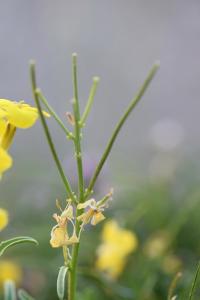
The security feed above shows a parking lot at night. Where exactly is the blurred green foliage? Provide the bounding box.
[1,158,200,300]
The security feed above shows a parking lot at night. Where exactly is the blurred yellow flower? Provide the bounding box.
[50,203,79,248]
[0,99,50,177]
[144,230,171,259]
[0,260,22,287]
[96,220,138,279]
[0,148,12,178]
[0,208,8,231]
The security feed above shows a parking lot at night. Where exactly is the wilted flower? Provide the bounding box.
[0,260,22,287]
[96,220,138,279]
[77,189,113,226]
[0,208,9,231]
[50,202,79,248]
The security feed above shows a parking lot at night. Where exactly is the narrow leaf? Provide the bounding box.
[189,261,200,300]
[18,289,35,300]
[57,266,68,300]
[4,280,16,300]
[0,236,38,256]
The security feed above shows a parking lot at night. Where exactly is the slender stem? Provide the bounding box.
[71,53,85,201]
[62,246,68,266]
[80,76,100,126]
[97,188,113,207]
[189,261,200,300]
[36,88,74,140]
[85,62,160,198]
[68,53,85,300]
[29,61,76,203]
[167,272,182,300]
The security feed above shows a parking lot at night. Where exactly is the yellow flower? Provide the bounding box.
[96,220,138,279]
[77,189,113,226]
[0,148,12,178]
[0,99,50,150]
[0,208,9,231]
[0,260,22,287]
[0,99,49,177]
[50,203,79,248]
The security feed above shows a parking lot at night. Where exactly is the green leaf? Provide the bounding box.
[4,280,16,300]
[18,289,35,300]
[57,266,68,300]
[189,261,200,300]
[0,236,38,256]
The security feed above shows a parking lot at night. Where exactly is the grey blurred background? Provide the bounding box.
[0,0,200,185]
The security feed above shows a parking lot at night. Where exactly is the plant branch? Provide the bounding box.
[85,61,160,198]
[71,53,85,202]
[36,88,74,140]
[29,61,76,203]
[68,53,85,300]
[80,76,100,126]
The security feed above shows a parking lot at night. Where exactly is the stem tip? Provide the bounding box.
[72,53,78,59]
[93,76,100,83]
[29,59,36,66]
[154,60,160,68]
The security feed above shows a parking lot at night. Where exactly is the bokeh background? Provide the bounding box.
[1,1,200,299]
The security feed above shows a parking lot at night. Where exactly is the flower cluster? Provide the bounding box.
[96,220,138,279]
[50,189,113,251]
[0,99,49,178]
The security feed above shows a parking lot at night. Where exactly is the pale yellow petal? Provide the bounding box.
[77,199,96,209]
[50,226,68,248]
[66,232,79,245]
[77,209,94,224]
[91,212,105,226]
[62,205,74,219]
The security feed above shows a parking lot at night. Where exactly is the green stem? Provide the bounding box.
[71,53,85,201]
[80,76,100,126]
[36,88,74,140]
[167,272,182,300]
[68,53,85,300]
[188,261,200,300]
[63,245,68,266]
[85,61,160,198]
[29,61,76,203]
[97,189,113,207]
